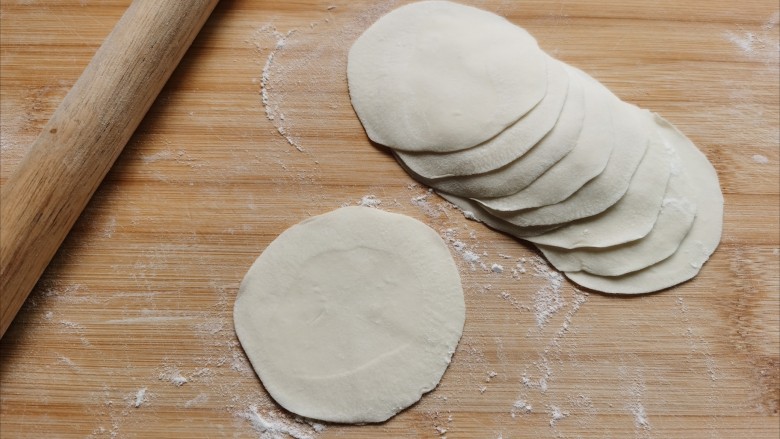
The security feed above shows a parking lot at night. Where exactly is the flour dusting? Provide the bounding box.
[511,398,532,417]
[628,401,650,430]
[723,13,780,63]
[752,154,769,164]
[548,405,568,427]
[357,194,382,207]
[133,388,147,408]
[619,364,652,436]
[254,25,303,152]
[158,366,188,387]
[184,393,209,408]
[239,405,321,439]
[530,257,566,328]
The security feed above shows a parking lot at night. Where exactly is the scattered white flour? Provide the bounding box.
[511,258,528,278]
[102,217,117,239]
[499,290,530,312]
[530,257,566,328]
[725,30,760,54]
[357,194,381,207]
[511,399,532,417]
[133,388,147,408]
[57,354,81,372]
[491,263,504,273]
[628,401,650,430]
[193,320,225,336]
[452,246,482,264]
[159,366,188,386]
[141,149,177,164]
[620,364,652,435]
[752,154,769,164]
[765,10,780,30]
[239,405,321,439]
[443,228,489,270]
[254,25,303,152]
[410,189,447,218]
[60,320,85,329]
[59,319,91,346]
[518,288,589,404]
[548,405,569,427]
[184,393,209,408]
[723,14,780,63]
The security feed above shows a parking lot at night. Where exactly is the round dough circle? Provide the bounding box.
[483,98,653,226]
[431,68,585,199]
[479,69,616,213]
[537,195,696,276]
[525,122,673,249]
[234,206,465,423]
[394,55,570,182]
[347,0,547,152]
[564,115,724,294]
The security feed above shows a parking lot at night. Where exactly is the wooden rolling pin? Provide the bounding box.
[0,0,219,338]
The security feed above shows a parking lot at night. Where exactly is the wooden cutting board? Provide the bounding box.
[1,1,778,437]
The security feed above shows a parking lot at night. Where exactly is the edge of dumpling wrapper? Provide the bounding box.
[562,115,724,294]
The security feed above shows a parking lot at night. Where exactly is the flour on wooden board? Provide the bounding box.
[618,364,652,435]
[356,194,381,207]
[251,2,397,155]
[723,12,779,62]
[158,365,188,386]
[240,405,324,439]
[252,24,303,152]
[133,388,147,408]
[548,405,569,427]
[752,154,769,164]
[511,398,533,417]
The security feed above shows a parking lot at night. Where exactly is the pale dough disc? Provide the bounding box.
[424,68,585,198]
[395,55,570,181]
[526,121,673,249]
[479,71,617,213]
[537,196,696,276]
[438,192,560,238]
[564,115,724,294]
[485,98,654,226]
[347,0,547,152]
[234,206,465,423]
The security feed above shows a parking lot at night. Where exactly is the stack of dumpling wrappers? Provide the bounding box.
[347,1,723,294]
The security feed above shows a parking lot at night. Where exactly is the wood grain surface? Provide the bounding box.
[0,0,218,338]
[1,1,778,438]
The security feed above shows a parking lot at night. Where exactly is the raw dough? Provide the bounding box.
[537,196,696,276]
[347,1,724,295]
[564,115,723,294]
[234,207,465,423]
[485,97,652,225]
[426,68,585,197]
[525,125,673,249]
[478,69,615,211]
[347,0,547,152]
[438,192,560,238]
[395,55,570,181]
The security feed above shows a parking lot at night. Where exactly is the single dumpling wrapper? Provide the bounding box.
[234,206,465,423]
